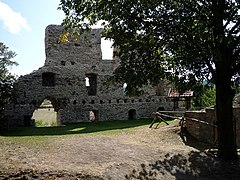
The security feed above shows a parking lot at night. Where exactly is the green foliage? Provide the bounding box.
[35,120,57,127]
[50,121,57,126]
[192,85,216,108]
[0,42,18,120]
[35,120,48,127]
[41,99,52,106]
[201,87,216,107]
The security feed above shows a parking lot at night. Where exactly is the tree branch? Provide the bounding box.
[206,59,216,76]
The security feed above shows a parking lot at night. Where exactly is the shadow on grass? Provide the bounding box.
[125,151,240,180]
[0,119,174,137]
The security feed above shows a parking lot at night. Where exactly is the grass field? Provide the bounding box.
[0,118,177,138]
[32,108,57,127]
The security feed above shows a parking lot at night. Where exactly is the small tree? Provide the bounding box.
[59,0,240,160]
[0,42,17,120]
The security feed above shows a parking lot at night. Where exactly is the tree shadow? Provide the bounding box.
[179,128,212,151]
[0,119,168,137]
[125,151,240,180]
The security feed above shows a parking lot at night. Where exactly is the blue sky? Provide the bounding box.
[0,0,112,76]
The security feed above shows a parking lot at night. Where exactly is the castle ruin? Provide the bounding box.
[3,25,173,128]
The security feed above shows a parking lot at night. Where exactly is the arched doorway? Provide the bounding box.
[128,109,137,120]
[32,97,59,127]
[88,110,99,122]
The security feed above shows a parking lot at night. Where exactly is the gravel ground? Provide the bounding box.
[1,123,240,179]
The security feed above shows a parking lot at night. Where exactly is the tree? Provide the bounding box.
[192,84,216,108]
[0,42,17,120]
[59,0,240,160]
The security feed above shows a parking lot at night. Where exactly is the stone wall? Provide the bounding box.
[1,25,173,130]
[185,108,240,148]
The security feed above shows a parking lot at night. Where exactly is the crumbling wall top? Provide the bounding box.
[44,25,102,66]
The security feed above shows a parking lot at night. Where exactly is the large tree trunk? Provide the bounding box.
[212,0,238,160]
[216,62,238,160]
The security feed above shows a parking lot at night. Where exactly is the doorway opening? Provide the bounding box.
[32,98,58,127]
[88,110,99,122]
[128,109,137,120]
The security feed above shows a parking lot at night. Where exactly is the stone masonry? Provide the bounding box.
[2,25,173,129]
[185,108,240,148]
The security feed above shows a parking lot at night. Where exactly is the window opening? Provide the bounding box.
[85,77,90,87]
[86,74,97,96]
[123,83,127,95]
[42,72,55,87]
[101,38,113,60]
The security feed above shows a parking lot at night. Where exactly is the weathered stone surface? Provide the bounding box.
[185,108,240,148]
[2,25,173,129]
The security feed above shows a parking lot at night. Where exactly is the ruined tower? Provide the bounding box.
[3,25,173,128]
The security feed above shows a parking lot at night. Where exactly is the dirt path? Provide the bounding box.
[1,124,240,179]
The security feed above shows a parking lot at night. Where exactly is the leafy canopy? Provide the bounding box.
[59,0,240,94]
[0,42,17,119]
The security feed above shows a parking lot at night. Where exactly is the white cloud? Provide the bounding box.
[0,1,31,34]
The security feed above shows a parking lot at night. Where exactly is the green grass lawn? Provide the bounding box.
[32,108,57,127]
[0,119,177,138]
